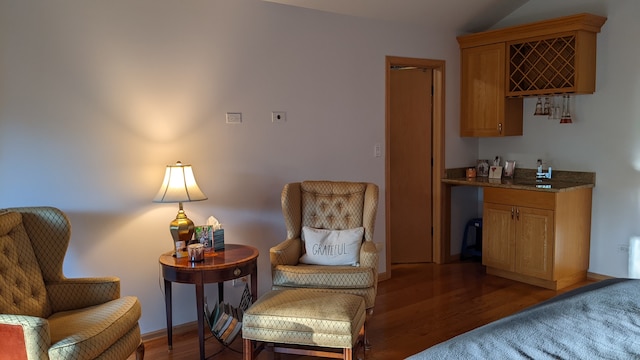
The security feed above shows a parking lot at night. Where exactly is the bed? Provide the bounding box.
[406,278,640,359]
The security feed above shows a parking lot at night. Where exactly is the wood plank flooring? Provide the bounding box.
[135,261,594,360]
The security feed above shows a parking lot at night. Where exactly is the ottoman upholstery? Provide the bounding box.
[243,290,366,359]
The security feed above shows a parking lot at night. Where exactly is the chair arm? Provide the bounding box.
[0,314,50,360]
[270,238,302,267]
[47,277,120,313]
[359,241,379,270]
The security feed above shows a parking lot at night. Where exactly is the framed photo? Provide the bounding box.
[194,225,214,249]
[504,160,516,178]
[476,160,489,177]
[489,166,503,179]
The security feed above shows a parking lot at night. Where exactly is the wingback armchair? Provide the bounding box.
[0,206,144,360]
[270,181,379,313]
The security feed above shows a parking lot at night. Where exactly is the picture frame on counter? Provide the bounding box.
[477,160,489,177]
[504,160,516,178]
[489,166,503,179]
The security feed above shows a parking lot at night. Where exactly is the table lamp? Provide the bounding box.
[153,161,207,257]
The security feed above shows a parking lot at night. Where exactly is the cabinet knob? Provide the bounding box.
[511,207,514,219]
[234,268,241,276]
[516,208,520,220]
[498,123,503,134]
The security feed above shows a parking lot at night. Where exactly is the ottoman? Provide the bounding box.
[242,290,366,360]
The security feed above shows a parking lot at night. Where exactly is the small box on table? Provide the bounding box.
[214,229,225,251]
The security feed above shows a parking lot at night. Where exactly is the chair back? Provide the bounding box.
[0,208,56,318]
[281,181,378,242]
[7,207,71,283]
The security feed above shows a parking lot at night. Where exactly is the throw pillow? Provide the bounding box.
[299,226,364,266]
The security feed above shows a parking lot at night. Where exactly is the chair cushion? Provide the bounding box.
[47,296,141,360]
[300,226,364,266]
[272,263,375,289]
[93,325,142,360]
[0,212,51,318]
[243,290,366,348]
[271,285,376,310]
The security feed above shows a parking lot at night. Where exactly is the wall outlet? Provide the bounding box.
[272,111,286,123]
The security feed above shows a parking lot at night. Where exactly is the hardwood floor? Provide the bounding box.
[136,261,594,360]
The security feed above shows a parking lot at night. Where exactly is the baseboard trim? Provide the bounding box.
[378,271,390,281]
[141,321,198,342]
[587,271,613,281]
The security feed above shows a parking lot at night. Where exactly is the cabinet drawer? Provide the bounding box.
[484,187,555,210]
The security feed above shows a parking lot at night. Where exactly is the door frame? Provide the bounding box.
[382,56,448,281]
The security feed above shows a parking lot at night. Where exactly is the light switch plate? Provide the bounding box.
[226,112,242,124]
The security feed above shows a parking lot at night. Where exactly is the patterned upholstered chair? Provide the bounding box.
[270,181,379,315]
[0,206,144,360]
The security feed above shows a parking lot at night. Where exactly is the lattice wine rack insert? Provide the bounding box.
[509,35,576,95]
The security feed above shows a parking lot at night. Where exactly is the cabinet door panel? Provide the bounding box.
[460,43,523,137]
[482,203,515,271]
[515,207,555,279]
[460,44,504,137]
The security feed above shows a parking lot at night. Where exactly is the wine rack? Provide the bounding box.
[509,35,576,95]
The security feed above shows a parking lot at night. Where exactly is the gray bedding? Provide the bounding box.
[406,279,640,359]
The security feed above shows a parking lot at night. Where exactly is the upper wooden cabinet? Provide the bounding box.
[458,13,607,137]
[460,43,523,137]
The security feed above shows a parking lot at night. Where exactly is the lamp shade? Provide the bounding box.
[153,161,207,203]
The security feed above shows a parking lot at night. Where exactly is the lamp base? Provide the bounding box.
[169,204,196,258]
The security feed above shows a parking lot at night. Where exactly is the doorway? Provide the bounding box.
[389,67,433,264]
[384,56,446,280]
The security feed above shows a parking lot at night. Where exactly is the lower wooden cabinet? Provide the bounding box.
[482,187,592,290]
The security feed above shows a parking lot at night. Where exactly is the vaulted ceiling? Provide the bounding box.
[263,0,530,34]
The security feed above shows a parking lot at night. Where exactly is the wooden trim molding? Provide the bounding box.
[142,321,198,342]
[457,13,607,48]
[587,272,613,281]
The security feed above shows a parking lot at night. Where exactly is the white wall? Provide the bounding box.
[480,0,640,278]
[0,0,471,334]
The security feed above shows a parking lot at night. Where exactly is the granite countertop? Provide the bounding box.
[442,168,595,192]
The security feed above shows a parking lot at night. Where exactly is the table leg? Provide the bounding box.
[164,279,173,350]
[251,267,258,302]
[196,282,206,360]
[218,282,224,304]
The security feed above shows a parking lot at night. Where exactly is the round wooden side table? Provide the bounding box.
[159,244,259,360]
